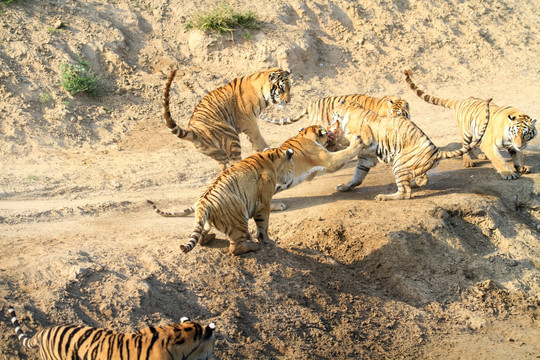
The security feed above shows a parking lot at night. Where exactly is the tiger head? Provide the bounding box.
[297,125,329,146]
[266,68,292,108]
[271,147,295,186]
[167,317,216,360]
[507,114,537,150]
[387,98,410,119]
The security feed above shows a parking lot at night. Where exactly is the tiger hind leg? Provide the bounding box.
[412,174,429,188]
[336,156,376,192]
[228,228,260,256]
[199,222,216,246]
[375,170,412,201]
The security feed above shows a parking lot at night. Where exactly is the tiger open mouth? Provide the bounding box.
[325,120,345,150]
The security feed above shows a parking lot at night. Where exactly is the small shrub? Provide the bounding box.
[39,92,52,104]
[61,56,104,97]
[185,3,259,35]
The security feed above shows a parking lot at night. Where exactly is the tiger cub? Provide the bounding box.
[163,68,292,170]
[328,98,492,200]
[404,69,537,179]
[179,147,295,255]
[260,94,410,126]
[8,306,215,360]
[147,125,360,215]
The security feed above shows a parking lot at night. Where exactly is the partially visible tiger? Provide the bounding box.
[260,94,410,126]
[147,125,361,215]
[8,305,215,360]
[179,147,295,255]
[328,98,492,200]
[404,69,537,179]
[164,67,292,170]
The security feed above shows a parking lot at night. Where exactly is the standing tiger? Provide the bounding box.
[147,125,361,215]
[328,98,492,200]
[8,305,215,360]
[179,147,295,255]
[164,67,292,170]
[260,94,410,126]
[404,69,537,179]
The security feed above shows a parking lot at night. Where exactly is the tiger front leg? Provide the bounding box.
[480,142,520,179]
[336,155,376,192]
[242,123,269,152]
[228,228,260,256]
[509,148,531,174]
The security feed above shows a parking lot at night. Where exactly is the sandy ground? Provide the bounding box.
[0,0,539,359]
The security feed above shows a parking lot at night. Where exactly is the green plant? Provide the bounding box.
[61,56,104,97]
[1,0,16,4]
[185,3,259,35]
[39,92,52,104]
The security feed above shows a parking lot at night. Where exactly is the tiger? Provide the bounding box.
[327,97,492,200]
[404,69,537,179]
[260,94,410,126]
[179,147,295,255]
[164,67,292,170]
[147,125,361,216]
[8,305,215,360]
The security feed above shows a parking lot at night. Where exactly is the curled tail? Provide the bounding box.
[8,306,36,349]
[403,69,457,109]
[437,98,492,160]
[181,210,209,253]
[260,108,307,125]
[146,200,194,217]
[163,69,193,139]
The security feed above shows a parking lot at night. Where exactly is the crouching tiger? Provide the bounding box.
[404,69,537,179]
[8,305,215,360]
[260,94,410,126]
[328,98,492,200]
[168,147,295,255]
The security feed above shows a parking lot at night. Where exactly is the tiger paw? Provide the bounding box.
[500,171,520,180]
[336,183,351,192]
[462,157,475,168]
[199,233,216,246]
[270,202,287,212]
[230,241,260,255]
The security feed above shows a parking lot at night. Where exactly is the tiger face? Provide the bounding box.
[507,114,537,150]
[297,125,329,146]
[168,318,216,360]
[387,98,410,119]
[267,69,292,108]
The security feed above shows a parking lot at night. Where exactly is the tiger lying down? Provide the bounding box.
[8,305,215,360]
[327,98,492,200]
[148,125,361,255]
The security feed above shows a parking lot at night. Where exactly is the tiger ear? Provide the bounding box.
[318,128,326,136]
[180,317,190,324]
[286,69,291,76]
[286,148,294,159]
[269,71,279,83]
[298,127,304,132]
[508,115,516,121]
[387,100,394,107]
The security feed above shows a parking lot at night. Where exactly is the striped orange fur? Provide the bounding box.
[404,69,537,179]
[329,98,492,200]
[164,68,292,170]
[8,306,215,360]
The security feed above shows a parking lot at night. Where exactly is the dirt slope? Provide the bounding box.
[0,0,539,359]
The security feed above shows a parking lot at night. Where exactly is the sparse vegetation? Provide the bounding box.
[61,56,104,97]
[185,3,259,35]
[39,92,52,104]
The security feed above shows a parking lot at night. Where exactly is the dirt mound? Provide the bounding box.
[1,0,539,359]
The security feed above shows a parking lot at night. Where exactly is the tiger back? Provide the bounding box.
[260,94,410,126]
[164,67,292,170]
[8,306,215,360]
[404,69,537,179]
[329,98,491,200]
[180,147,295,256]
